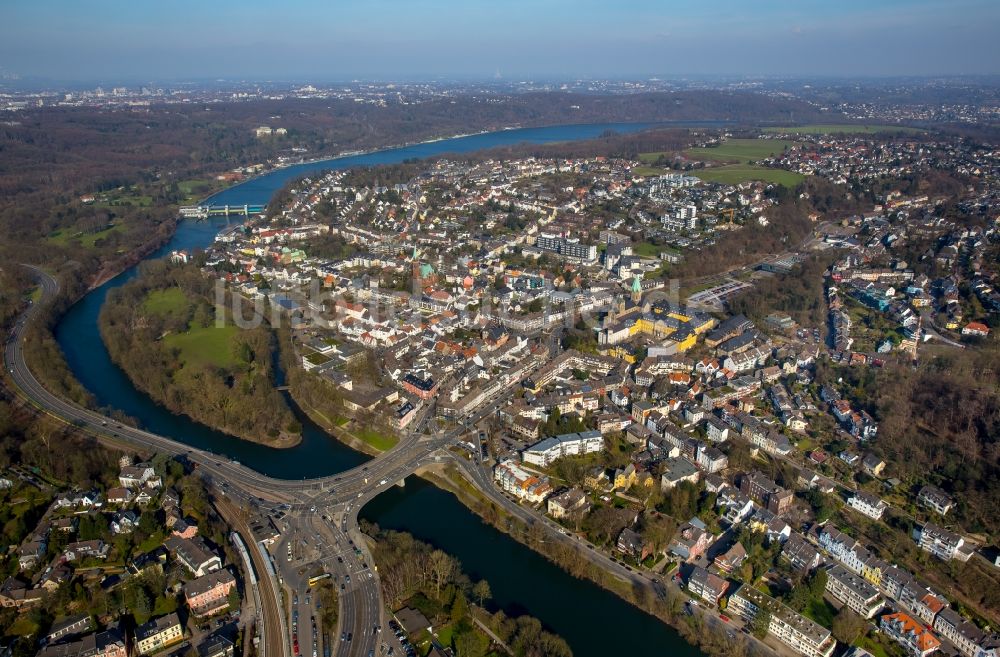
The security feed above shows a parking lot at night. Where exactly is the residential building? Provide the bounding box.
[183,569,236,617]
[616,527,646,560]
[881,612,942,657]
[917,486,953,516]
[687,565,729,605]
[521,431,603,467]
[402,372,439,400]
[913,523,972,562]
[44,615,93,645]
[714,541,747,574]
[696,444,729,474]
[37,629,127,657]
[136,613,184,655]
[119,464,155,489]
[165,536,223,577]
[198,636,235,657]
[782,534,822,573]
[933,607,988,657]
[825,564,884,619]
[494,459,552,504]
[817,525,866,574]
[668,518,711,561]
[728,585,837,657]
[546,488,590,519]
[847,491,888,520]
[660,457,700,491]
[740,471,794,515]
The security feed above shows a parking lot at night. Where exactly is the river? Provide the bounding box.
[54,121,709,657]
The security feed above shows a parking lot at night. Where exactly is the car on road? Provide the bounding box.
[720,614,731,623]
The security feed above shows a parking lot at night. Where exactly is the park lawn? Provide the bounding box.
[143,288,189,317]
[763,124,922,135]
[48,222,126,248]
[355,427,399,451]
[685,138,800,163]
[691,165,804,187]
[164,324,240,369]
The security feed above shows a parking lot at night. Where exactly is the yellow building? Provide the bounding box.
[672,332,698,352]
[860,560,884,588]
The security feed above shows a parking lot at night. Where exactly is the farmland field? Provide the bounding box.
[690,165,804,187]
[684,138,800,163]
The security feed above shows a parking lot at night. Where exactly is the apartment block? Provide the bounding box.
[825,564,884,619]
[729,585,836,657]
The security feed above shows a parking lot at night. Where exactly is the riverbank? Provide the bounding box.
[407,460,759,657]
[363,523,573,657]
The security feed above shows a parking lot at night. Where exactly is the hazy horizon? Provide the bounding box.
[3,0,999,82]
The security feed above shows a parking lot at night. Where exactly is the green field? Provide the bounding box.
[685,138,801,163]
[763,124,923,135]
[355,427,399,451]
[691,165,804,187]
[631,165,670,176]
[803,598,838,628]
[48,222,125,248]
[177,178,218,203]
[96,190,153,208]
[633,241,662,257]
[143,288,188,316]
[164,324,239,369]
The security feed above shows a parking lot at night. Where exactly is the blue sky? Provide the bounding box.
[2,0,998,81]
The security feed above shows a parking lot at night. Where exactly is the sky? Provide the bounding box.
[2,0,999,82]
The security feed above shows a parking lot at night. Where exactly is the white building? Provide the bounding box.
[826,564,884,619]
[729,585,836,657]
[913,523,972,562]
[847,491,888,520]
[521,431,603,467]
[494,459,552,504]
